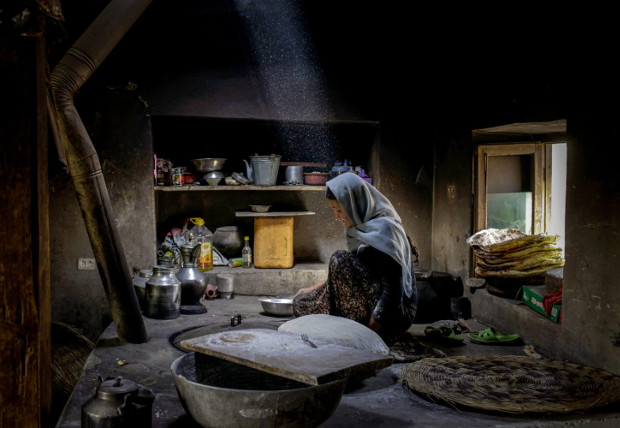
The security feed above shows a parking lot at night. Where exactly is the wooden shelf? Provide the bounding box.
[155,185,326,192]
[235,210,315,217]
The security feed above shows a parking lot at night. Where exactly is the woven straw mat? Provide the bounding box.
[402,354,620,414]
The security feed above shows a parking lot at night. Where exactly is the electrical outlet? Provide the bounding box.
[78,257,96,271]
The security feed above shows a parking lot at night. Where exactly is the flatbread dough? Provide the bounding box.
[278,314,389,356]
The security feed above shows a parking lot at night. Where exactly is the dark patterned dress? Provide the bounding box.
[293,248,417,341]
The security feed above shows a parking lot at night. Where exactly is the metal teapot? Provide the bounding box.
[81,376,155,427]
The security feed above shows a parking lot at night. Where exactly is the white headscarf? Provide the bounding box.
[326,173,414,299]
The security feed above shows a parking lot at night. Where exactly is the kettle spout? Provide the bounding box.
[243,159,253,181]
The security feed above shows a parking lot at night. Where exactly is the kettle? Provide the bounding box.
[81,376,155,427]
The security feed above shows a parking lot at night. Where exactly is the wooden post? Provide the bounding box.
[0,12,51,427]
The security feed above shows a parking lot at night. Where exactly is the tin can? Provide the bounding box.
[171,167,186,186]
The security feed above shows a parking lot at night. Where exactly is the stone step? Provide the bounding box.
[203,262,328,296]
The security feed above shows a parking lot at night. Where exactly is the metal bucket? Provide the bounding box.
[250,155,281,186]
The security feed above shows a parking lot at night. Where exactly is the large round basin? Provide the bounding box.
[171,352,347,427]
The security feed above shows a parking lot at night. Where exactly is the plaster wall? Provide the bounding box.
[430,130,474,279]
[561,114,620,373]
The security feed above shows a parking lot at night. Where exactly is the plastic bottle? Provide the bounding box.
[197,230,214,272]
[241,236,252,269]
[228,258,243,268]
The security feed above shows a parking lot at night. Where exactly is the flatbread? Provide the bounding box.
[468,228,564,278]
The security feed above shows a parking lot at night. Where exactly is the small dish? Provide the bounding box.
[250,204,272,213]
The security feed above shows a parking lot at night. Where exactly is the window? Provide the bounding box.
[474,140,566,250]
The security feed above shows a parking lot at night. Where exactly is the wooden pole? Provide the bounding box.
[0,11,51,427]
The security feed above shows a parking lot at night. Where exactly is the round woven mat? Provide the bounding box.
[402,354,620,414]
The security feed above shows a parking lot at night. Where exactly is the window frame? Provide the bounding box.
[474,142,549,235]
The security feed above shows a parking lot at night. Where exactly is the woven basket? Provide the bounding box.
[402,354,620,414]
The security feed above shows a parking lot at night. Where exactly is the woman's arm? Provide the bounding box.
[293,280,326,297]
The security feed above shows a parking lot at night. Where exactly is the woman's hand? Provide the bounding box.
[293,280,326,298]
[368,316,382,332]
[293,287,310,298]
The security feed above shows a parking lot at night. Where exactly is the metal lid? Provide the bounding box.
[138,269,153,278]
[97,376,138,397]
[153,265,175,275]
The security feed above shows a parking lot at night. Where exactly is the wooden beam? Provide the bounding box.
[0,11,50,427]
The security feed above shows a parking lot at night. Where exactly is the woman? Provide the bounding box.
[293,172,418,343]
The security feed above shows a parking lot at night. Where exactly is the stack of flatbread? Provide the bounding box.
[466,228,564,278]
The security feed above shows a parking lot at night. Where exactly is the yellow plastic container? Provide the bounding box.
[253,216,294,269]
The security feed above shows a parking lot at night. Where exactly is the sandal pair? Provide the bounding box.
[424,326,464,346]
[468,327,521,345]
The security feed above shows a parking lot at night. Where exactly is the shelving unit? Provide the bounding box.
[151,115,379,265]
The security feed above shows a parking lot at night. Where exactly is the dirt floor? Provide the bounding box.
[56,295,620,427]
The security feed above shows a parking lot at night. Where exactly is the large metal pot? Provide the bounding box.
[171,352,346,427]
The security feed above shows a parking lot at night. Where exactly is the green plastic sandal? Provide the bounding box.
[468,327,521,345]
[424,326,464,346]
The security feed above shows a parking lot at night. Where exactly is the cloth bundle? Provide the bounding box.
[466,228,564,278]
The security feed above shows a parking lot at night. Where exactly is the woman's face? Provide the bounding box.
[328,199,355,228]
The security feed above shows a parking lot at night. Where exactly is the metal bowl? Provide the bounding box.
[259,297,293,316]
[250,204,272,213]
[206,177,222,186]
[171,352,346,427]
[192,158,227,172]
[202,171,224,181]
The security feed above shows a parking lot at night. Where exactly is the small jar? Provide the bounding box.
[144,265,181,319]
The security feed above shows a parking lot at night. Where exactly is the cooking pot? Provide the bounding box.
[213,226,243,258]
[284,165,304,185]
